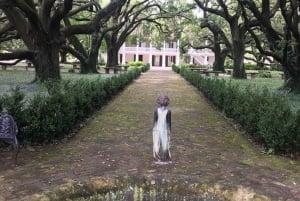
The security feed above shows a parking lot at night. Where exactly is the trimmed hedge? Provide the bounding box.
[128,61,144,67]
[173,65,300,154]
[0,67,144,145]
[128,62,150,73]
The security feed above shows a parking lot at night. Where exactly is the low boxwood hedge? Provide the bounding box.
[0,67,144,145]
[173,65,300,154]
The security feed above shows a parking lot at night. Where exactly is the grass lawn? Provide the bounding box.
[229,77,284,89]
[222,74,300,112]
[0,70,114,97]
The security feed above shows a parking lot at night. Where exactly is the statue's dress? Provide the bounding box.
[153,107,171,162]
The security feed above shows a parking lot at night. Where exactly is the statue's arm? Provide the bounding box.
[167,110,171,131]
[153,109,158,127]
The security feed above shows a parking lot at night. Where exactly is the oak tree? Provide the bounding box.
[0,0,125,81]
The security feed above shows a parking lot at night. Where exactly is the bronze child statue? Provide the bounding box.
[153,95,171,163]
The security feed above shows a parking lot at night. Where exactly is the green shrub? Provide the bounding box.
[1,87,26,116]
[68,68,75,73]
[218,81,235,118]
[258,71,272,78]
[182,63,196,68]
[0,67,146,145]
[172,64,181,73]
[292,111,300,151]
[208,78,227,109]
[175,66,300,154]
[128,61,144,67]
[23,94,49,143]
[225,63,267,71]
[239,87,267,136]
[225,62,233,69]
[24,92,75,143]
[0,95,3,112]
[141,63,150,72]
[270,63,283,71]
[244,63,259,70]
[256,92,294,152]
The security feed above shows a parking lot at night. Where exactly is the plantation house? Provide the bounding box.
[102,40,215,67]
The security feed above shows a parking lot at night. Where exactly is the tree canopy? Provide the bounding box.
[0,0,126,81]
[239,0,300,92]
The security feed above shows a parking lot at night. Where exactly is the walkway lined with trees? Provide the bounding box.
[2,1,299,92]
[0,68,300,200]
[1,1,300,199]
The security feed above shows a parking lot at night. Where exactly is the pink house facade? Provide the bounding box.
[115,40,215,67]
[119,40,180,67]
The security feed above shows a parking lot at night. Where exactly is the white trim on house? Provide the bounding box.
[101,40,215,67]
[119,40,180,67]
[187,48,215,66]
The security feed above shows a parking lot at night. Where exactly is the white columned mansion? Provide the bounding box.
[108,40,215,67]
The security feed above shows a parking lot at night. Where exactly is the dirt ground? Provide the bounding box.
[1,68,300,201]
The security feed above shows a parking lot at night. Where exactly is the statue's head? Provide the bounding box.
[157,95,170,107]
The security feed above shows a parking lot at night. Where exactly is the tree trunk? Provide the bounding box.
[105,33,120,67]
[106,46,119,67]
[213,53,226,72]
[281,34,300,93]
[232,45,246,78]
[80,55,99,74]
[230,22,246,79]
[80,32,103,74]
[60,50,67,63]
[256,54,265,70]
[212,38,227,72]
[33,46,61,81]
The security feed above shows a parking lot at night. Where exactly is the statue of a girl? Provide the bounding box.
[152,95,171,163]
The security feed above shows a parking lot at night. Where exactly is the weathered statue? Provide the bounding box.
[153,95,171,163]
[0,114,19,165]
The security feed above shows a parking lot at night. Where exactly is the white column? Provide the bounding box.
[122,42,126,64]
[162,41,166,67]
[136,38,139,62]
[190,53,194,64]
[190,41,194,65]
[176,40,180,65]
[149,42,152,67]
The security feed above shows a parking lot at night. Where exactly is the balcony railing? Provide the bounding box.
[187,48,214,54]
[119,46,178,55]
